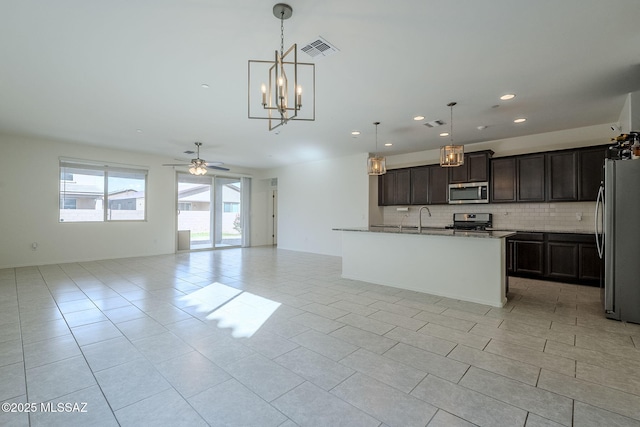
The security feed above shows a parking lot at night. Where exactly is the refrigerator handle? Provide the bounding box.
[594,185,604,259]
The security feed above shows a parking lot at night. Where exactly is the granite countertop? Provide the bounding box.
[487,228,595,235]
[333,226,515,239]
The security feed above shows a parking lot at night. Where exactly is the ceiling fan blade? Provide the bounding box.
[162,163,190,166]
[209,165,230,171]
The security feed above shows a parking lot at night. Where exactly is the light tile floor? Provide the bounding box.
[1,247,640,426]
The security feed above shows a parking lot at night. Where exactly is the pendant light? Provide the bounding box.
[367,121,386,175]
[440,102,464,167]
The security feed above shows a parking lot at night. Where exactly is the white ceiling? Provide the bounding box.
[1,0,640,169]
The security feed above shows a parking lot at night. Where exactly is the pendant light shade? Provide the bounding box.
[440,145,464,167]
[367,121,386,175]
[440,102,464,167]
[367,156,386,175]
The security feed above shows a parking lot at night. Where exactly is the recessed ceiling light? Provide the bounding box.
[439,132,449,137]
[514,118,527,123]
[351,131,360,136]
[384,143,393,146]
[136,129,143,133]
[500,93,516,101]
[477,125,488,130]
[201,84,210,89]
[413,115,425,121]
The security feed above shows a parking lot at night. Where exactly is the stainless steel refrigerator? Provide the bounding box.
[595,159,640,323]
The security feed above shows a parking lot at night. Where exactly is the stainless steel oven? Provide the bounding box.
[448,181,489,204]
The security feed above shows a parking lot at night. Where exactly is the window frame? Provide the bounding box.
[59,159,148,223]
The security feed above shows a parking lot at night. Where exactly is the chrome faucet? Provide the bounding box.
[418,206,431,232]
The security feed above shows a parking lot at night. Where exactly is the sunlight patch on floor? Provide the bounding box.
[179,282,281,337]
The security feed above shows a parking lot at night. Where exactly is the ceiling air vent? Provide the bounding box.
[183,150,195,155]
[300,36,339,59]
[424,120,446,128]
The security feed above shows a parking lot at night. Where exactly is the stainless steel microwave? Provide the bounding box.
[448,181,489,204]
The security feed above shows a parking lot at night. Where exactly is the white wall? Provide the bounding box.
[272,153,370,256]
[0,134,262,268]
[618,91,640,133]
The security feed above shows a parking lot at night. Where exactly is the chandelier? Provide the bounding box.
[189,142,207,175]
[367,122,386,175]
[248,4,315,131]
[440,102,465,167]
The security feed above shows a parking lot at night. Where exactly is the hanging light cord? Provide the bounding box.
[374,122,380,155]
[450,104,453,142]
[448,102,456,143]
[280,10,285,59]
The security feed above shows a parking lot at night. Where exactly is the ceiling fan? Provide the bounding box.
[162,142,229,175]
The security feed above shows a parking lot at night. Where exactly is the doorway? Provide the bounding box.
[271,189,278,246]
[177,174,243,250]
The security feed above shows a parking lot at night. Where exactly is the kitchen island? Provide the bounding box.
[334,227,515,307]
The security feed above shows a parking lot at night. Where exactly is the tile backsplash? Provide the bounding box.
[379,201,596,233]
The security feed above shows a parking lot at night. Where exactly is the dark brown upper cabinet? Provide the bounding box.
[410,166,430,205]
[517,154,546,202]
[428,165,449,205]
[546,146,607,202]
[546,151,578,201]
[490,157,516,202]
[378,169,410,206]
[449,151,493,184]
[578,146,607,201]
[381,145,607,206]
[491,154,545,202]
[394,169,411,205]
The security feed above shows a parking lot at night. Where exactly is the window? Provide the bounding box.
[59,160,147,222]
[61,198,77,209]
[223,202,240,213]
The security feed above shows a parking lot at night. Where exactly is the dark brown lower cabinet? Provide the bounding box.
[546,242,578,279]
[513,239,544,276]
[508,232,601,286]
[579,243,601,282]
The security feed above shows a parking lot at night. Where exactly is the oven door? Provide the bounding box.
[448,182,489,204]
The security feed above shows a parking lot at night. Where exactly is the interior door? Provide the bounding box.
[272,189,278,245]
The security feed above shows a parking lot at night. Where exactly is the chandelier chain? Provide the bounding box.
[280,11,285,59]
[447,101,457,143]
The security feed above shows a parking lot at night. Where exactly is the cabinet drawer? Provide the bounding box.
[547,233,594,244]
[513,233,544,241]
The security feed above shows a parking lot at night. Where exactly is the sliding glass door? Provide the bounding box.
[214,177,242,248]
[177,174,213,250]
[177,174,246,250]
